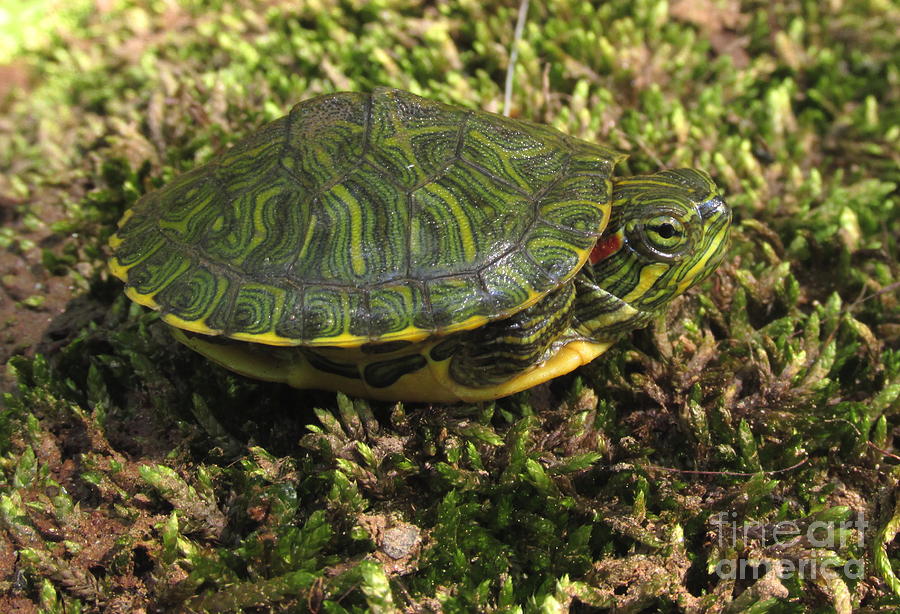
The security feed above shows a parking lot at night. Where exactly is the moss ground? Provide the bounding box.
[1,0,898,611]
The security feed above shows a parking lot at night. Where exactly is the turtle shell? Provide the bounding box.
[109,88,625,347]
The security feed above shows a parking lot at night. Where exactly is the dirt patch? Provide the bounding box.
[0,201,84,391]
[670,0,751,68]
[0,61,32,108]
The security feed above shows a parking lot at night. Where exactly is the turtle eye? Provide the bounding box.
[647,215,685,246]
[628,214,693,261]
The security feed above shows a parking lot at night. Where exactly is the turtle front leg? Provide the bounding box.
[569,270,655,340]
[442,282,577,388]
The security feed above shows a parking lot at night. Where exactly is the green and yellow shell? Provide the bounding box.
[110,88,731,402]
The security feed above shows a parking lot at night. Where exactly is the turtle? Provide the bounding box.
[109,87,731,403]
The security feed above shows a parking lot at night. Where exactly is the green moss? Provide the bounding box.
[1,0,898,611]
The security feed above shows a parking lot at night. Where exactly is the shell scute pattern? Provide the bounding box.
[300,285,368,341]
[568,142,623,174]
[459,113,572,194]
[480,249,556,312]
[126,246,193,299]
[523,222,595,282]
[113,215,166,270]
[154,171,220,243]
[365,282,428,336]
[281,92,368,191]
[408,162,529,279]
[155,265,227,325]
[293,164,409,284]
[242,179,308,273]
[111,88,622,346]
[216,118,288,196]
[366,89,463,189]
[199,172,303,267]
[425,275,491,329]
[537,173,611,234]
[228,282,288,336]
[272,287,304,339]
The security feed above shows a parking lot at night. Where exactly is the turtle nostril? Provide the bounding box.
[697,196,730,221]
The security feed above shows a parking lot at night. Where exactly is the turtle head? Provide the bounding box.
[576,169,731,338]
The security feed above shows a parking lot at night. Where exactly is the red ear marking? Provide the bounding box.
[589,233,623,264]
